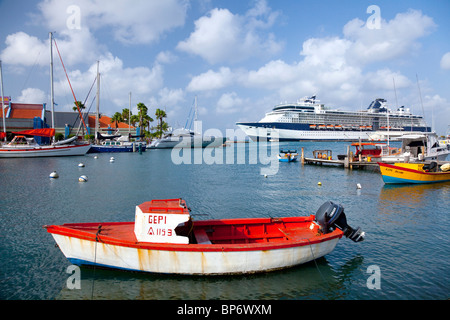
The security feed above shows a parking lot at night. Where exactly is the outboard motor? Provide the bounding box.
[315,201,365,242]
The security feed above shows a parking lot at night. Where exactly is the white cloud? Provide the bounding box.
[216,92,246,114]
[186,67,235,91]
[16,88,46,104]
[186,9,437,108]
[1,32,47,66]
[177,0,282,64]
[440,52,450,70]
[37,0,188,45]
[52,54,164,114]
[343,9,436,65]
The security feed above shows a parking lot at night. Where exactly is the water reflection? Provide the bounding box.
[56,255,364,300]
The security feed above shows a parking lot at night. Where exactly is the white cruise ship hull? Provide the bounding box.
[237,124,374,141]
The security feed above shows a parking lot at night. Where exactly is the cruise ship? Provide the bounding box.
[236,96,430,141]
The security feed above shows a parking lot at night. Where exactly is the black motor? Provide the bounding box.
[314,201,365,242]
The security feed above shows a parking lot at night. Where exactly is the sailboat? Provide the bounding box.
[0,33,91,158]
[148,96,226,149]
[87,67,146,153]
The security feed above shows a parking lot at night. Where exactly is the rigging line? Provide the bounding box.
[52,37,88,133]
[416,74,428,132]
[20,49,42,92]
[71,76,97,136]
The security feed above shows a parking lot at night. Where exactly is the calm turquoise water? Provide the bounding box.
[1,141,449,300]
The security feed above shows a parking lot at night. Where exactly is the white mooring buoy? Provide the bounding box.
[78,163,85,167]
[78,175,88,182]
[49,171,59,179]
[356,183,362,189]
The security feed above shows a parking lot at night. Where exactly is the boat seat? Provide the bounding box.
[194,229,212,244]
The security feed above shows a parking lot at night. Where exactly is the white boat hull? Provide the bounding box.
[0,144,91,158]
[237,125,373,141]
[150,136,226,149]
[50,233,339,275]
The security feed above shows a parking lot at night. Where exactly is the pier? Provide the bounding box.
[300,147,449,170]
[301,147,379,170]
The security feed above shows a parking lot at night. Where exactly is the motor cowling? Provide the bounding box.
[314,201,365,242]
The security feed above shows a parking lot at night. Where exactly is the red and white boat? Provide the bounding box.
[45,199,364,275]
[0,129,90,157]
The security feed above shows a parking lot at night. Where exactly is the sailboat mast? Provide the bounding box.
[0,60,7,142]
[129,92,131,134]
[49,32,55,132]
[95,61,100,141]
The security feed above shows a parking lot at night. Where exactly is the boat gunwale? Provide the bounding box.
[378,162,450,176]
[44,216,344,253]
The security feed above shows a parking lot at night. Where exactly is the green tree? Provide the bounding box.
[142,114,154,137]
[136,103,148,133]
[121,108,131,124]
[130,114,139,127]
[72,101,85,112]
[155,108,167,138]
[111,112,123,129]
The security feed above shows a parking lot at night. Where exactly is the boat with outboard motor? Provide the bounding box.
[236,96,430,141]
[44,198,364,275]
[277,149,298,162]
[378,162,450,184]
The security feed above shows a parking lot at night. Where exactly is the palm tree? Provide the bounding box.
[72,101,85,112]
[121,108,131,124]
[137,103,148,133]
[155,108,167,138]
[130,114,139,127]
[111,112,123,129]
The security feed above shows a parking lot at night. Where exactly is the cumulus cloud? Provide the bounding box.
[186,8,437,110]
[52,53,164,113]
[343,9,436,65]
[16,88,47,104]
[1,32,47,66]
[216,92,246,114]
[37,0,188,45]
[441,52,450,70]
[177,0,282,64]
[187,67,235,91]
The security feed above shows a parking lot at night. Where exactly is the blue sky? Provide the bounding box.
[1,0,449,135]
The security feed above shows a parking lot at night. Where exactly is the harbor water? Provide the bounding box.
[0,141,448,300]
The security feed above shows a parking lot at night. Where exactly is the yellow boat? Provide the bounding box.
[378,162,450,184]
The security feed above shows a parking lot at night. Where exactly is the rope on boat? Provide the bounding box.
[91,224,102,300]
[305,238,327,283]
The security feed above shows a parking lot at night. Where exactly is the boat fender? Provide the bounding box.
[440,163,450,172]
[314,201,365,242]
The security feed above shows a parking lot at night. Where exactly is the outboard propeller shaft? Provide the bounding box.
[314,201,365,242]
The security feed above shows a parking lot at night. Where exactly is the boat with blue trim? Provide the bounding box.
[378,162,450,184]
[236,96,430,141]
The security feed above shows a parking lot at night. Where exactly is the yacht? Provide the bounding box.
[148,128,225,149]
